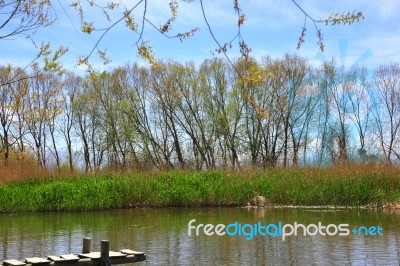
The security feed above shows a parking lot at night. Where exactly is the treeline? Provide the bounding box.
[1,54,400,172]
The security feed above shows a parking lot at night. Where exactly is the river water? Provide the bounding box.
[0,208,399,265]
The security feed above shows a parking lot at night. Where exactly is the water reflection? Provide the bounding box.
[0,208,399,265]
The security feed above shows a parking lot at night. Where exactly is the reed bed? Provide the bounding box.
[0,165,399,212]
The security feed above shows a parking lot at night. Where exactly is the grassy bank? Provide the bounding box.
[0,165,400,212]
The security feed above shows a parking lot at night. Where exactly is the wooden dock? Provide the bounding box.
[0,238,146,266]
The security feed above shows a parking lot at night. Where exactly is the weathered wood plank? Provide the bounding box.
[77,252,100,259]
[46,256,65,262]
[109,252,126,258]
[68,255,145,266]
[109,255,146,265]
[25,258,50,264]
[2,253,145,266]
[78,251,127,260]
[3,260,26,266]
[119,249,145,256]
[59,255,79,261]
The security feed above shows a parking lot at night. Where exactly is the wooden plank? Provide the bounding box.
[59,255,79,261]
[3,260,26,266]
[77,252,100,259]
[109,255,146,265]
[119,249,145,256]
[73,255,146,266]
[46,256,65,262]
[25,258,50,264]
[109,252,126,258]
[78,251,126,259]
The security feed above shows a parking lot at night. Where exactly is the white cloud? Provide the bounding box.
[356,32,400,66]
[369,0,400,20]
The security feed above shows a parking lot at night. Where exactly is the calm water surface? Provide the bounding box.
[0,208,399,265]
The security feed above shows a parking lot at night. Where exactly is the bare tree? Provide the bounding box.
[23,69,61,169]
[344,65,373,161]
[0,66,22,164]
[373,63,400,163]
[59,72,82,172]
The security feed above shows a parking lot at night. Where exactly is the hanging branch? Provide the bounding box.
[292,0,364,52]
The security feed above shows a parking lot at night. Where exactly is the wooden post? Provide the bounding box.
[100,240,109,266]
[83,237,91,253]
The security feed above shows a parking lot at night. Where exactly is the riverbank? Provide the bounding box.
[0,165,399,212]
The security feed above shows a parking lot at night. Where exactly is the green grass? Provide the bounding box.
[0,167,399,212]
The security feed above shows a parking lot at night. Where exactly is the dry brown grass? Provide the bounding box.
[1,154,399,184]
[0,161,51,183]
[302,163,400,178]
[0,151,76,183]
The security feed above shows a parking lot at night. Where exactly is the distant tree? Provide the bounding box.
[0,66,19,164]
[59,72,82,173]
[24,68,62,169]
[72,86,92,173]
[150,63,186,169]
[345,65,372,160]
[373,63,400,164]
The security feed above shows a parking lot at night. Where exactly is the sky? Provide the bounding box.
[1,0,400,73]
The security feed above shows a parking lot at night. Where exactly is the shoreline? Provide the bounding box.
[243,203,400,211]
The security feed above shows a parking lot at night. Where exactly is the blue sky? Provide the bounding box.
[1,0,400,73]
